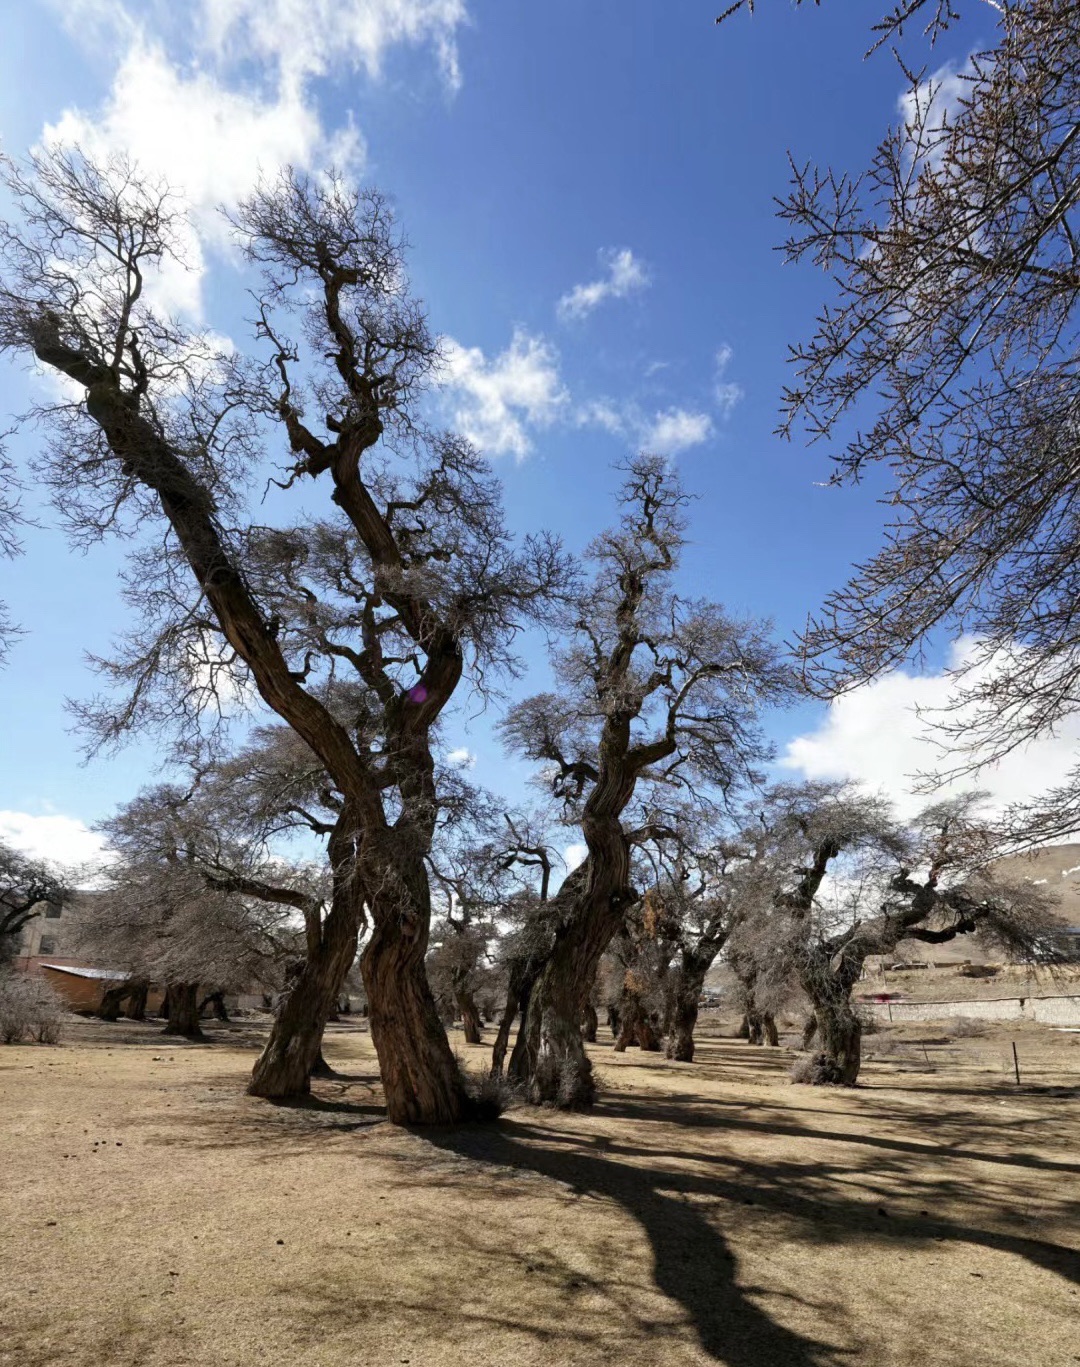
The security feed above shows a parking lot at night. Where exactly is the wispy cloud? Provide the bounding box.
[198,0,470,94]
[713,342,744,417]
[577,399,714,456]
[557,247,650,322]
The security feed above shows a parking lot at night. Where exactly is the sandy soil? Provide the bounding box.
[2,1015,1077,1367]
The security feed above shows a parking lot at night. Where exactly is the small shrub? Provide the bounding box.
[947,1016,986,1038]
[467,1067,521,1121]
[0,971,65,1045]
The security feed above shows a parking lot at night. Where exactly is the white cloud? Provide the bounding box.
[781,638,1080,819]
[199,0,469,93]
[642,407,714,455]
[445,746,476,769]
[898,60,970,132]
[442,327,568,458]
[563,842,588,872]
[714,342,744,417]
[0,810,111,873]
[42,37,362,320]
[557,247,650,322]
[577,399,714,456]
[39,0,466,321]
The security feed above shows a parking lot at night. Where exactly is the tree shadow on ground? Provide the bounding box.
[594,1090,1080,1175]
[420,1118,855,1367]
[416,1095,1080,1366]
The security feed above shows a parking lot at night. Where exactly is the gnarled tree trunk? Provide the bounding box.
[491,986,520,1075]
[199,991,229,1021]
[162,983,203,1038]
[808,1001,862,1084]
[614,989,661,1052]
[359,837,470,1125]
[362,915,469,1124]
[746,1010,779,1046]
[511,892,625,1106]
[664,953,713,1062]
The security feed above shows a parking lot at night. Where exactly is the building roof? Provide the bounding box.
[39,963,126,981]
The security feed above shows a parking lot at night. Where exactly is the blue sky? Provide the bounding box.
[4,0,1070,868]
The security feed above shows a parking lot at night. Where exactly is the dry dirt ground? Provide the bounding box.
[2,1015,1078,1367]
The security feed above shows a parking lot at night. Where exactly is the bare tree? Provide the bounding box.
[487,809,568,1076]
[0,841,70,964]
[500,457,791,1106]
[753,2,1080,816]
[731,785,1064,1083]
[0,149,567,1122]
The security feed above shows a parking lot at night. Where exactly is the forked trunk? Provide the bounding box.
[512,815,629,1107]
[614,992,660,1052]
[580,1002,598,1043]
[746,1010,778,1046]
[162,983,203,1039]
[199,991,229,1022]
[512,912,616,1107]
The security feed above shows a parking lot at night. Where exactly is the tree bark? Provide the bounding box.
[199,991,229,1021]
[457,988,483,1045]
[801,1015,818,1050]
[98,983,128,1022]
[511,858,626,1107]
[162,983,204,1038]
[813,1002,862,1084]
[310,1050,339,1079]
[665,959,708,1062]
[666,994,700,1062]
[490,983,522,1076]
[580,1002,598,1043]
[125,982,148,1020]
[362,912,470,1124]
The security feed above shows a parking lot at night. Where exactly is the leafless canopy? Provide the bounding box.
[0,841,71,963]
[768,3,1080,787]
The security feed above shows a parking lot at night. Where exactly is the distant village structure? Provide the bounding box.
[9,893,266,1014]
